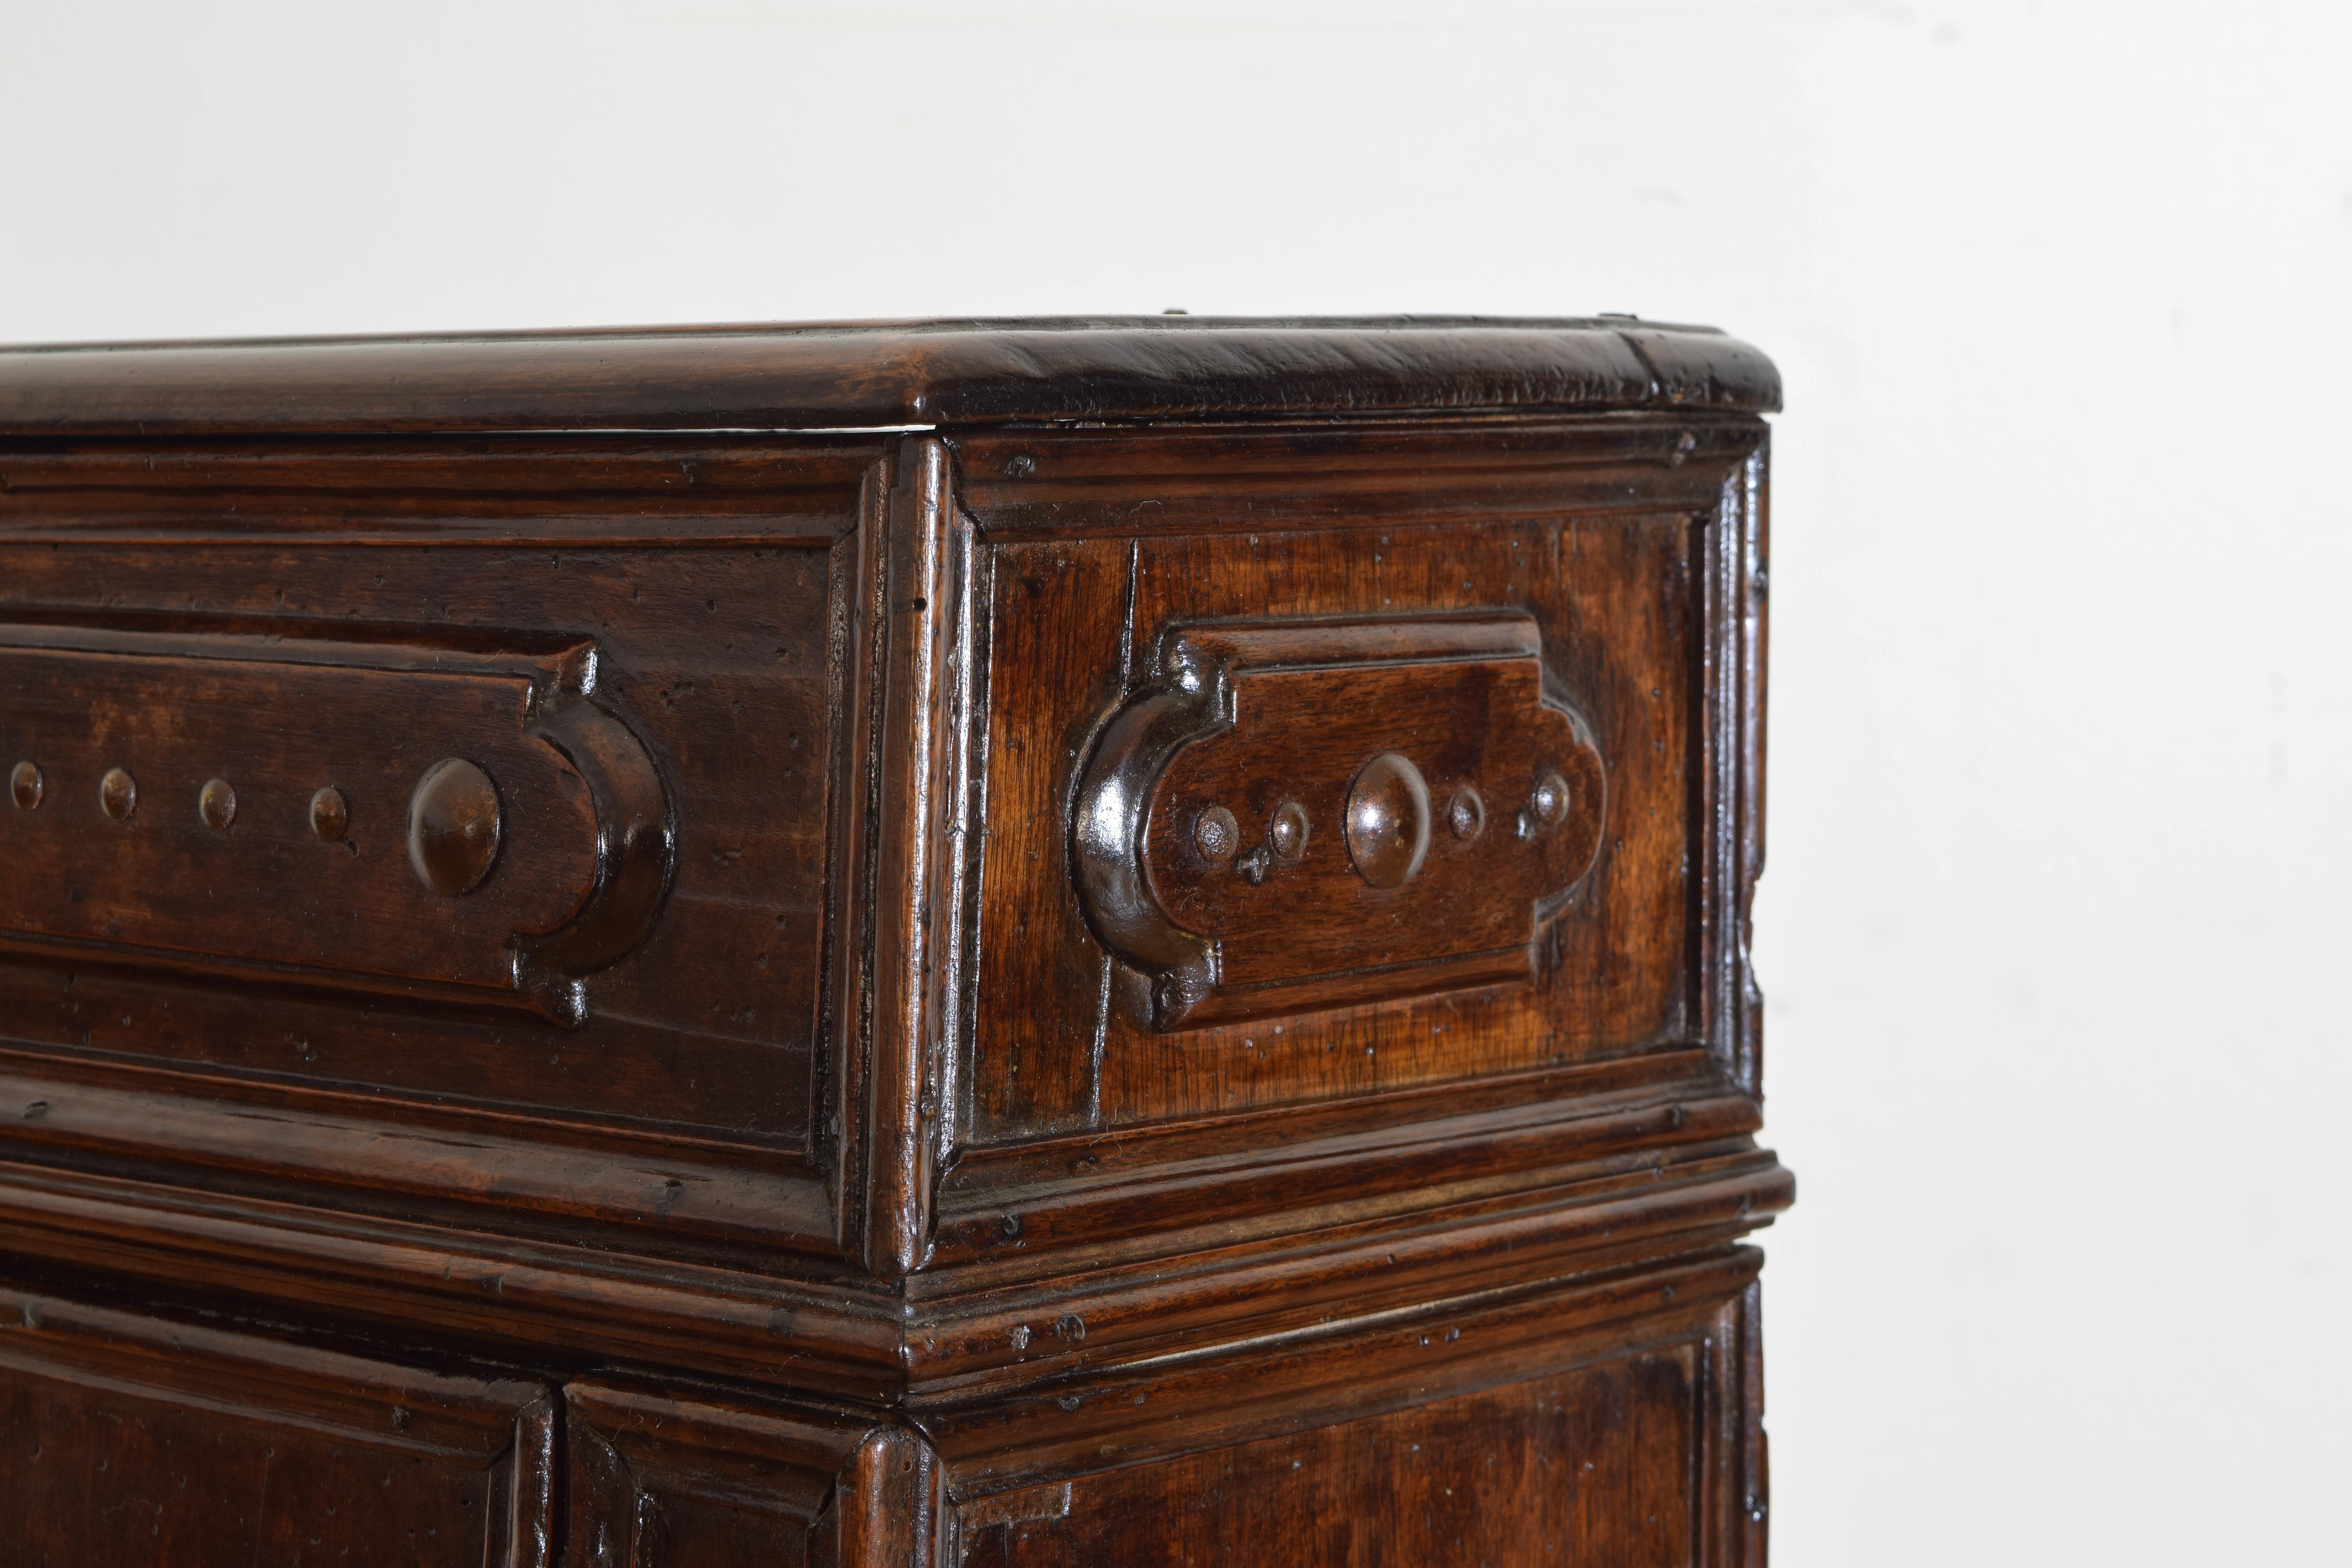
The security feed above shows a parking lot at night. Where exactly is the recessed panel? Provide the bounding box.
[973,510,1699,1140]
[0,519,845,1145]
[1077,613,1606,1028]
[956,1343,1701,1568]
[0,1289,554,1566]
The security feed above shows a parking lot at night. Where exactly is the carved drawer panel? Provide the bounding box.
[966,432,1747,1143]
[0,617,666,1023]
[0,460,856,1147]
[1075,613,1606,1028]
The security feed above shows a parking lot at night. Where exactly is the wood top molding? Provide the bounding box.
[0,316,1779,436]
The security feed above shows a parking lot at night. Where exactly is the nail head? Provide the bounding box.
[1195,804,1240,863]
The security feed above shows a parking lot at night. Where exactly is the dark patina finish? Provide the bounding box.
[0,317,1782,1565]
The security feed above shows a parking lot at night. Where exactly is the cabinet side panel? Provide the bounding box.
[956,1344,1701,1568]
[969,505,1701,1141]
[967,537,1136,1138]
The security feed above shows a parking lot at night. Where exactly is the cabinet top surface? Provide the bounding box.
[0,315,1779,436]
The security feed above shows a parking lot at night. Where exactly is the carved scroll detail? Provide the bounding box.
[0,616,673,1026]
[1073,613,1606,1030]
[515,685,676,1005]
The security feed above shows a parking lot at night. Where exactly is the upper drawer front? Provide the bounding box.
[962,422,1763,1144]
[0,441,867,1150]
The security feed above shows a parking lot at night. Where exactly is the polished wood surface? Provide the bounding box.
[0,1288,554,1566]
[1073,612,1606,1029]
[0,318,1783,1564]
[0,316,1778,435]
[0,618,667,1022]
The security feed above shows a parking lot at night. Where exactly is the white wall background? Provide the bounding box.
[5,2,2347,1562]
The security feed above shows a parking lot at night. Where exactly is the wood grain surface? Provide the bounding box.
[0,1289,555,1566]
[0,319,1782,1564]
[964,422,1743,1146]
[0,317,1779,436]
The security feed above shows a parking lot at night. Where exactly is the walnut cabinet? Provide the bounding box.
[0,317,1788,1565]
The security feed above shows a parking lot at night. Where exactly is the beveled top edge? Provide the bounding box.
[0,316,1780,436]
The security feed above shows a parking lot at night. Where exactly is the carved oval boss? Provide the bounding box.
[1073,613,1605,1030]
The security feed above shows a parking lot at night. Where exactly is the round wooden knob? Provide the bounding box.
[1343,751,1431,889]
[99,766,137,822]
[407,759,502,897]
[197,777,237,833]
[1446,786,1486,841]
[309,785,350,842]
[1526,770,1571,833]
[1269,800,1310,861]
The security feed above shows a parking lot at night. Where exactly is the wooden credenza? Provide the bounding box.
[0,317,1788,1566]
